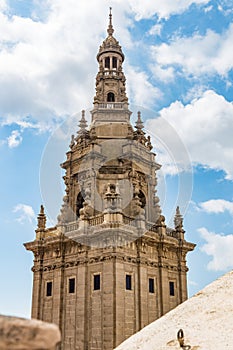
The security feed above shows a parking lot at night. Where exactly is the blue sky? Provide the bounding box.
[0,0,233,318]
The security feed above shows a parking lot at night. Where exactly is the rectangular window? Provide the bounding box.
[68,278,75,294]
[94,274,100,291]
[169,281,175,296]
[46,281,52,297]
[149,278,155,293]
[105,57,110,69]
[126,274,132,290]
[112,56,117,69]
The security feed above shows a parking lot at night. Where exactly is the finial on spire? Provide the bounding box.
[135,111,144,131]
[78,110,88,135]
[107,7,114,36]
[40,205,44,215]
[79,110,88,128]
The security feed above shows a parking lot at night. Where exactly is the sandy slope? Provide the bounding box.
[115,270,233,350]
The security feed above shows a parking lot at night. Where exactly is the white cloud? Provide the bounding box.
[188,279,198,286]
[2,116,57,134]
[127,66,162,107]
[7,130,22,148]
[199,227,233,271]
[0,0,221,141]
[199,199,233,215]
[204,5,213,12]
[0,0,7,11]
[146,90,233,179]
[151,23,233,77]
[0,0,230,152]
[148,24,163,36]
[217,1,233,15]
[150,64,175,82]
[0,0,167,134]
[145,120,192,176]
[13,204,36,224]
[183,84,207,102]
[128,0,210,20]
[0,1,132,130]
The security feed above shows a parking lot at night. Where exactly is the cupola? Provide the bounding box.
[93,8,128,106]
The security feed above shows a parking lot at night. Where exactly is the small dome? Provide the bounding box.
[97,8,124,61]
[97,36,124,61]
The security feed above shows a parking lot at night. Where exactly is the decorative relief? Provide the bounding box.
[31,251,184,273]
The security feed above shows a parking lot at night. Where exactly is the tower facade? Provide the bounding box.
[25,10,195,350]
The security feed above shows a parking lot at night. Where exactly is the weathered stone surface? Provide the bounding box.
[0,315,61,350]
[24,9,195,350]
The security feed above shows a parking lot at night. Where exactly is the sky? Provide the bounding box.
[0,0,233,318]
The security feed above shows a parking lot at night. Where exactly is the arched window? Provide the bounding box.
[112,56,117,69]
[76,192,85,218]
[105,57,110,69]
[107,92,115,102]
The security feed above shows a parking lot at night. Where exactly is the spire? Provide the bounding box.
[79,110,88,129]
[107,7,114,36]
[69,110,91,150]
[135,111,144,132]
[78,110,88,135]
[93,7,129,116]
[134,111,150,147]
[96,8,124,62]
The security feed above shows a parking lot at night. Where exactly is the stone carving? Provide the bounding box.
[147,135,153,150]
[130,186,144,217]
[57,195,73,224]
[156,214,166,227]
[69,134,75,149]
[104,183,122,213]
[79,186,94,219]
[174,206,183,229]
[37,205,46,230]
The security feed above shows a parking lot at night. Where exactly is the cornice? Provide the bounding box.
[31,252,188,273]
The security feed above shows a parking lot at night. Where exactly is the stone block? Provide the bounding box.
[0,314,61,350]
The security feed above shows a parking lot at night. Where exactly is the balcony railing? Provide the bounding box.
[64,213,136,233]
[64,216,179,239]
[89,215,104,226]
[97,102,124,109]
[65,221,79,233]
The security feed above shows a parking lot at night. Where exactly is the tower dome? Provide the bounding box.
[97,7,124,62]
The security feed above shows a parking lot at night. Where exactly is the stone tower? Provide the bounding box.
[25,9,195,350]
